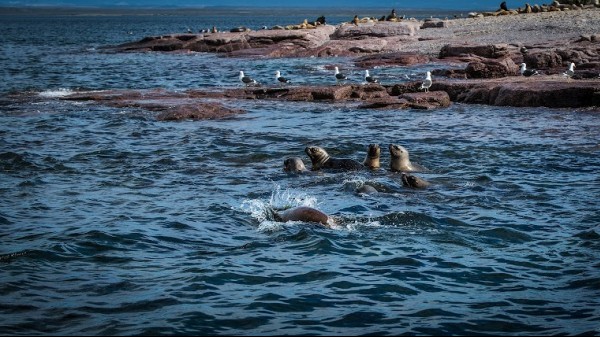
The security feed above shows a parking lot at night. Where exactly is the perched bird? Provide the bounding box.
[275,70,291,85]
[519,63,539,77]
[364,70,379,84]
[520,46,528,54]
[334,67,347,85]
[419,71,432,92]
[239,71,257,86]
[562,62,575,80]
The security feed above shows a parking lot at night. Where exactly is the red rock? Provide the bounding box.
[354,52,430,68]
[465,57,519,78]
[439,44,512,59]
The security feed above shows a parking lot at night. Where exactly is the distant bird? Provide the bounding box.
[334,67,347,85]
[364,70,379,84]
[275,70,291,85]
[500,1,509,11]
[420,71,432,92]
[519,63,539,77]
[520,46,528,54]
[239,71,257,86]
[562,62,575,80]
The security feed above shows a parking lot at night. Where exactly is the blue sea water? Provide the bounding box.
[1,8,599,336]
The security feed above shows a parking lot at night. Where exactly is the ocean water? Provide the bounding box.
[1,9,600,336]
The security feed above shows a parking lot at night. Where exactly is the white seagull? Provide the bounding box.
[364,70,379,84]
[275,70,291,85]
[239,71,258,86]
[519,63,539,77]
[562,62,575,80]
[334,66,347,85]
[419,71,432,92]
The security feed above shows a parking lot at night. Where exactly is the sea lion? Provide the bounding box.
[389,143,427,172]
[273,206,335,227]
[305,146,364,171]
[401,172,430,189]
[386,9,397,21]
[356,184,378,195]
[363,144,381,169]
[283,157,308,173]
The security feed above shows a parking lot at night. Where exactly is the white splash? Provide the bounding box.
[240,184,319,232]
[38,88,75,98]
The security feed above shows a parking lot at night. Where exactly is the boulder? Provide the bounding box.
[465,57,520,78]
[439,43,511,59]
[523,50,563,68]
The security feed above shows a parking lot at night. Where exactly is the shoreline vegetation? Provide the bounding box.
[17,2,600,117]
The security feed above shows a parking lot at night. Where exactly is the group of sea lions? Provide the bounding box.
[275,143,431,228]
[285,144,430,188]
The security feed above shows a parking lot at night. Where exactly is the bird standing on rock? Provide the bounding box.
[420,71,432,92]
[364,70,379,84]
[334,67,347,85]
[239,71,258,86]
[563,62,575,80]
[519,63,539,77]
[275,70,291,85]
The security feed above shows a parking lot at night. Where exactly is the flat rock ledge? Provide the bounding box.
[430,78,600,107]
[61,89,244,121]
[58,78,599,122]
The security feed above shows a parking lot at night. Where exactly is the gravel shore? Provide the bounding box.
[409,7,600,56]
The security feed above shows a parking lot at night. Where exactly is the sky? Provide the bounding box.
[0,0,502,10]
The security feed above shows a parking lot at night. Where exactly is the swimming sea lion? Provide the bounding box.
[305,146,364,171]
[363,144,381,169]
[283,157,308,173]
[356,184,378,195]
[389,143,427,172]
[273,206,335,227]
[401,172,430,189]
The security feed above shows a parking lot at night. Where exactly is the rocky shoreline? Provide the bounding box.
[82,4,600,119]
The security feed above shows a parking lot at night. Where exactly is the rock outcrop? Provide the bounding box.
[110,22,422,57]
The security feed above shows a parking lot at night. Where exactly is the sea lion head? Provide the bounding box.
[401,172,430,189]
[283,157,307,173]
[305,146,330,170]
[364,143,381,169]
[389,143,411,171]
[389,143,408,159]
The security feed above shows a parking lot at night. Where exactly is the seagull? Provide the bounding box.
[519,63,539,77]
[364,70,379,84]
[275,70,291,85]
[419,71,432,92]
[562,62,575,80]
[334,67,347,85]
[239,71,257,86]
